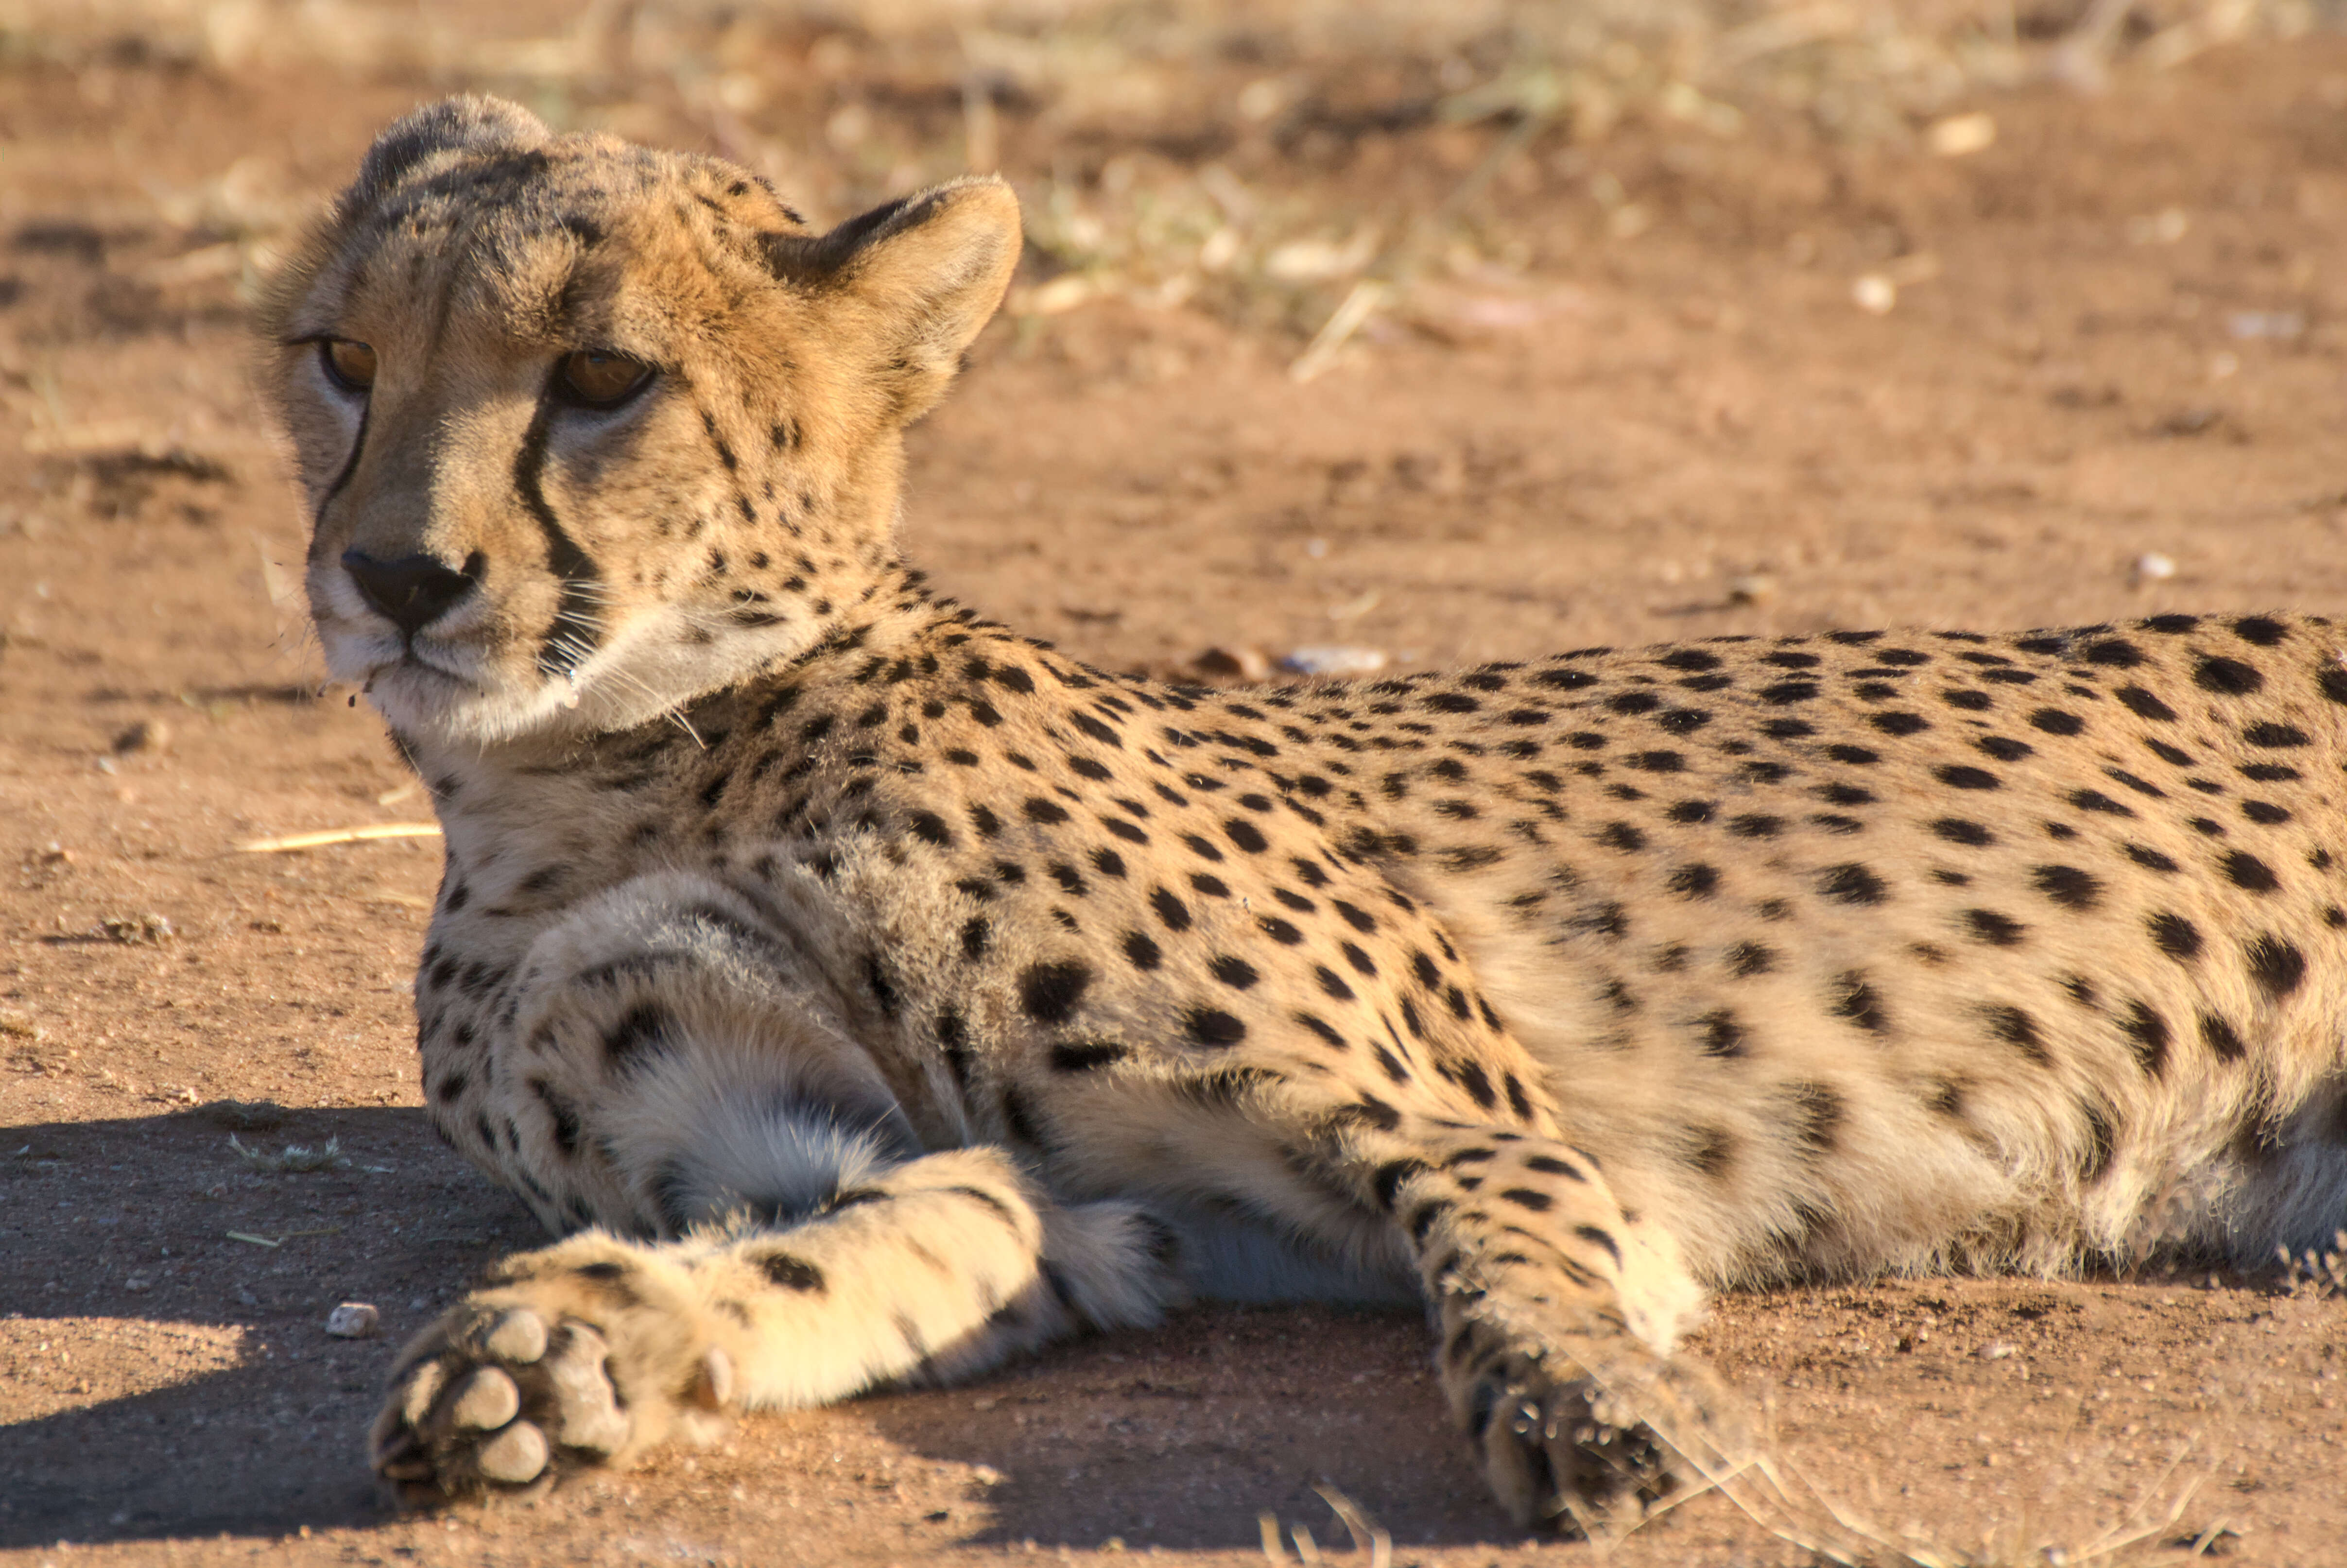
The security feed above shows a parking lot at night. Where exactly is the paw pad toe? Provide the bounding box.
[476,1419,551,1484]
[478,1308,549,1364]
[447,1366,521,1431]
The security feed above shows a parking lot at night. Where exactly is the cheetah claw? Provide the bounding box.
[371,1305,726,1504]
[1467,1347,1744,1535]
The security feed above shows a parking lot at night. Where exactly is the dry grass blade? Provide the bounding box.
[1289,280,1388,383]
[235,823,441,852]
[228,1134,348,1173]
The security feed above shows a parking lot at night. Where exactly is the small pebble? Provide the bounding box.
[1193,646,1270,681]
[1852,274,1897,315]
[1927,111,1997,157]
[1979,1340,2015,1360]
[2227,310,2304,341]
[1726,573,1778,607]
[325,1301,381,1339]
[113,720,170,755]
[2132,552,2176,583]
[1279,645,1388,677]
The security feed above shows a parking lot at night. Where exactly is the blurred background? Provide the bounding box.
[4,0,2335,357]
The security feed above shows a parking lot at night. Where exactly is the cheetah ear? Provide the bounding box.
[768,177,1023,420]
[347,94,551,210]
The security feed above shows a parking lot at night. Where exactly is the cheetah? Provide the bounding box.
[263,95,2347,1533]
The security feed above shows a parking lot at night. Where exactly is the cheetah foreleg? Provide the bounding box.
[1380,1127,1751,1533]
[370,1145,1179,1503]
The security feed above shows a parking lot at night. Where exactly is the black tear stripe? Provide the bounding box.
[316,397,373,528]
[515,390,604,679]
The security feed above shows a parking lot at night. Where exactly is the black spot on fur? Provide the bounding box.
[2067,789,2135,817]
[2148,912,2203,961]
[759,1253,826,1292]
[1210,954,1260,990]
[1669,863,1720,899]
[1698,1010,1746,1058]
[1018,961,1093,1023]
[1790,1082,1845,1152]
[1985,1004,2050,1065]
[2110,685,2177,723]
[1184,1008,1248,1047]
[1819,862,1888,905]
[1831,971,1888,1034]
[1373,1159,1429,1210]
[603,1004,671,1068]
[1050,1040,1127,1072]
[2245,934,2306,998]
[1965,908,2026,946]
[2032,864,2103,910]
[2199,1012,2247,1062]
[2194,656,2263,696]
[2122,1000,2170,1076]
[2223,851,2279,893]
[2082,638,2142,667]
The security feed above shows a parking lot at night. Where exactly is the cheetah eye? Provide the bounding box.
[556,349,655,410]
[319,338,377,394]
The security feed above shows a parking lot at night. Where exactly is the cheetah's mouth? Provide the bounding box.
[341,634,488,701]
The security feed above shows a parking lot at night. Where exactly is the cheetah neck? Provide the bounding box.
[390,570,964,818]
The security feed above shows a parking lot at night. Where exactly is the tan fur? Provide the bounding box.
[264,97,2347,1530]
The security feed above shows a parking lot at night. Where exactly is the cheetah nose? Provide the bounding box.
[343,550,481,636]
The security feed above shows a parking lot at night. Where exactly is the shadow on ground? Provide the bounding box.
[1,1106,537,1549]
[6,1108,1551,1557]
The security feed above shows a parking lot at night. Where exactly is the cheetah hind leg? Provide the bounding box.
[1448,1298,1749,1536]
[1388,1129,1754,1535]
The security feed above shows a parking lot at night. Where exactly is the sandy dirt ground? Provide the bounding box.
[5,13,2347,1567]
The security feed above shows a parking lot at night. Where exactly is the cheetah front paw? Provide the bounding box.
[1461,1338,1746,1535]
[370,1296,730,1505]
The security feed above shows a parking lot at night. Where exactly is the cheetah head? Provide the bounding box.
[260,96,1021,745]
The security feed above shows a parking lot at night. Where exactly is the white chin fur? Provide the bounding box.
[323,611,821,748]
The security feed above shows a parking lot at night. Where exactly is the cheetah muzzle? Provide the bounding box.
[261,95,2347,1537]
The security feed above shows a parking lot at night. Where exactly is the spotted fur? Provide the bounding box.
[265,98,2347,1532]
